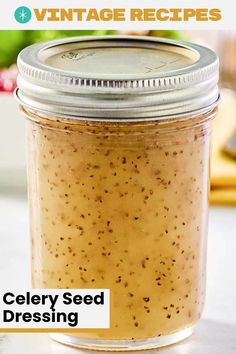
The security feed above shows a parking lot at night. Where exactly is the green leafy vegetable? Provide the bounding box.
[0,31,28,68]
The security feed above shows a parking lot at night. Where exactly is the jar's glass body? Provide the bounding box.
[24,108,215,350]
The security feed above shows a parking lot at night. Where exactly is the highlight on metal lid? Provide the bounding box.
[16,35,219,121]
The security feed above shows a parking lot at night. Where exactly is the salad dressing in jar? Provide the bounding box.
[16,36,219,351]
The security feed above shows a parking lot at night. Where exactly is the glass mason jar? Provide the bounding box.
[16,36,219,351]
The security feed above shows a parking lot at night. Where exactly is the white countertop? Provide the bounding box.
[0,192,236,354]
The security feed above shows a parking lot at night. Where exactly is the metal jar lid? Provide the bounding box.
[16,35,219,122]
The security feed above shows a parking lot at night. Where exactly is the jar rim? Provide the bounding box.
[16,35,219,121]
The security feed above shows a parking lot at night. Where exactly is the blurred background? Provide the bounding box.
[0,29,236,205]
